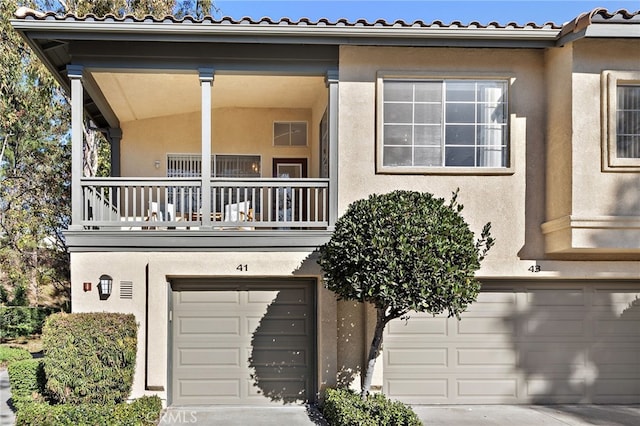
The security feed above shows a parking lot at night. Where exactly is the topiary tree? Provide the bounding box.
[318,190,494,398]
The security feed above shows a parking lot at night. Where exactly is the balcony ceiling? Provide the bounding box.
[91,72,326,123]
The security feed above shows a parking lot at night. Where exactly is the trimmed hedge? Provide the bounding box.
[42,312,138,404]
[323,388,422,426]
[14,395,163,426]
[7,359,46,408]
[0,345,32,367]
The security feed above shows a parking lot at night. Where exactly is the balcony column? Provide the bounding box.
[199,68,214,229]
[106,127,122,177]
[326,69,339,229]
[68,65,84,230]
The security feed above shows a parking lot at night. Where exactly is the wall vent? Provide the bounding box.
[120,281,133,299]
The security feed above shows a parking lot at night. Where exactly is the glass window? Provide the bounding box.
[274,122,308,146]
[381,79,509,170]
[617,85,640,159]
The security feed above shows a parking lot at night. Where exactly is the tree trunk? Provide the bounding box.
[360,306,388,399]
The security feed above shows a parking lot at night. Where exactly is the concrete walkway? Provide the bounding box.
[413,405,640,426]
[161,404,640,426]
[0,369,15,426]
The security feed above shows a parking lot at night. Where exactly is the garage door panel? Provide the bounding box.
[387,316,447,336]
[178,290,240,304]
[527,289,586,306]
[386,348,448,367]
[384,282,640,404]
[172,280,315,406]
[178,347,241,367]
[179,316,241,335]
[456,348,516,367]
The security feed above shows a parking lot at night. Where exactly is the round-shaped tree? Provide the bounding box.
[318,190,494,398]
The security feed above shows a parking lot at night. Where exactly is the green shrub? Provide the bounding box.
[0,345,31,367]
[14,396,162,426]
[7,359,46,408]
[0,307,56,339]
[323,388,422,426]
[42,312,138,404]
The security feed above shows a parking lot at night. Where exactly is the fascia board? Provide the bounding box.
[11,19,560,45]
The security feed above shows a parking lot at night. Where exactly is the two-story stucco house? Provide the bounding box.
[11,8,640,406]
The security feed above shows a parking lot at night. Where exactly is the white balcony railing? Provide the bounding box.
[80,177,330,230]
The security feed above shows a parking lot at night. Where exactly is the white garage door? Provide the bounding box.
[171,279,315,406]
[384,281,640,404]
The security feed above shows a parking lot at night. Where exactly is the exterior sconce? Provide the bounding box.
[154,160,160,169]
[83,282,92,292]
[98,274,113,300]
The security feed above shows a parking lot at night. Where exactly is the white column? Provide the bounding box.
[326,70,339,229]
[68,65,84,230]
[199,69,214,228]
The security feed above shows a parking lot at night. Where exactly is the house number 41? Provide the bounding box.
[237,264,248,272]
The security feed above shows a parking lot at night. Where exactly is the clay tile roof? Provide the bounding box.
[13,6,564,29]
[559,8,640,37]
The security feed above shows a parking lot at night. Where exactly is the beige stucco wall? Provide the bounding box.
[70,251,335,403]
[121,106,324,178]
[543,38,640,255]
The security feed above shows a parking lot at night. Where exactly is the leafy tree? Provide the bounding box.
[1,0,218,309]
[318,190,494,398]
[1,0,71,308]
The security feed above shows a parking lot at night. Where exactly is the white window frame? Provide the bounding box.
[602,70,640,172]
[376,72,514,175]
[273,121,308,147]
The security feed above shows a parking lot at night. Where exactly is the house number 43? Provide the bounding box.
[237,264,248,272]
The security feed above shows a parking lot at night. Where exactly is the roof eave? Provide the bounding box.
[10,19,560,46]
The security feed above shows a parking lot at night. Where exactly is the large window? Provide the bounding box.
[380,79,509,171]
[602,70,640,171]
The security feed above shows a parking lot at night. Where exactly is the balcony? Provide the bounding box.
[82,177,330,230]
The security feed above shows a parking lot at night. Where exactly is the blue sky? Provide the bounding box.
[213,1,639,26]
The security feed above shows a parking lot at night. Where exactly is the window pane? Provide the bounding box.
[290,122,307,146]
[446,103,475,123]
[445,147,475,166]
[617,135,640,158]
[617,111,640,134]
[384,125,413,145]
[477,81,507,103]
[477,147,506,167]
[477,103,506,124]
[384,103,413,123]
[415,147,442,166]
[415,103,442,124]
[385,82,414,101]
[617,85,640,109]
[414,125,441,146]
[477,125,505,146]
[383,147,412,166]
[216,155,261,177]
[445,125,475,145]
[446,81,475,101]
[274,122,290,146]
[414,82,441,102]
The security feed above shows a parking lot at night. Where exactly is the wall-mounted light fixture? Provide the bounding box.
[98,274,113,300]
[154,160,160,169]
[83,282,92,292]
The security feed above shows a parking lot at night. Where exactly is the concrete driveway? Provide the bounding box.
[160,404,640,426]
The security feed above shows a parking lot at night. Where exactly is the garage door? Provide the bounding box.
[171,279,315,406]
[384,281,640,404]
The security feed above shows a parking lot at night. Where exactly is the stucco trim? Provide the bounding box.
[64,230,332,252]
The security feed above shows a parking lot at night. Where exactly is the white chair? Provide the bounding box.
[223,201,253,230]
